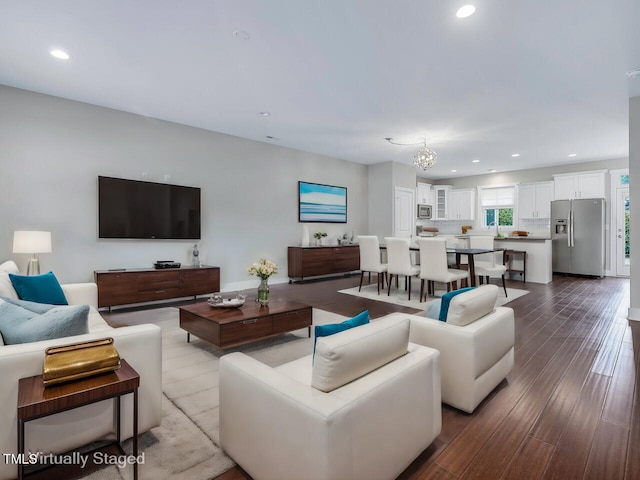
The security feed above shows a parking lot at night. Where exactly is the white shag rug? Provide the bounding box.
[338,282,529,310]
[85,307,347,480]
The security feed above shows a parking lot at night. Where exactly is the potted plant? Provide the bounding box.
[313,232,327,246]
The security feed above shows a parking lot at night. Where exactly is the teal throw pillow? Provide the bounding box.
[9,272,68,305]
[0,297,89,345]
[314,310,370,356]
[439,287,476,322]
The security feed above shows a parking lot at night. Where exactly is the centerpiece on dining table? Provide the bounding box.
[247,258,278,306]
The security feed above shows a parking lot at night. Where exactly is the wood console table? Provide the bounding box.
[95,265,220,309]
[288,245,359,282]
[17,359,140,480]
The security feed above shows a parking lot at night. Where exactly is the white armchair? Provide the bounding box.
[219,316,442,480]
[383,285,514,413]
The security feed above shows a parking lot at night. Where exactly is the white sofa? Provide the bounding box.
[0,261,162,480]
[220,316,442,480]
[383,285,514,413]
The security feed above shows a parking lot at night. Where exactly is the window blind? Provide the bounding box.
[480,186,515,207]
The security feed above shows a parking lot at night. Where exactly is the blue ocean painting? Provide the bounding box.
[299,182,347,222]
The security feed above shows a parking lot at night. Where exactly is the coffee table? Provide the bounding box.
[179,298,313,349]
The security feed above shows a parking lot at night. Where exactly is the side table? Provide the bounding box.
[17,359,140,480]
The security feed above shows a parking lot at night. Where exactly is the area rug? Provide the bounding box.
[86,307,347,480]
[338,283,529,310]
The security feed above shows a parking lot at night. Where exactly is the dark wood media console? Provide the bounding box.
[287,245,359,282]
[95,265,220,309]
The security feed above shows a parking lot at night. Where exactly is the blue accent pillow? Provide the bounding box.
[8,272,68,305]
[438,287,477,321]
[314,310,370,355]
[0,298,89,345]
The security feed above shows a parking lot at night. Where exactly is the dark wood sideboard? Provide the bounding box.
[95,265,220,309]
[288,245,359,282]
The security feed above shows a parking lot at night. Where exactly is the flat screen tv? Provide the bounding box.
[98,176,201,239]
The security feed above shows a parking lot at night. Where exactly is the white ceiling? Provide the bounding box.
[1,0,639,180]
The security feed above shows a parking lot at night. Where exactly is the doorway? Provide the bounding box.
[616,187,630,276]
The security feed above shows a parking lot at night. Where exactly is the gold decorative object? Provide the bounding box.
[461,225,473,234]
[43,337,121,387]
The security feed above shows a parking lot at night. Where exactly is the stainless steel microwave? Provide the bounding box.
[418,204,432,219]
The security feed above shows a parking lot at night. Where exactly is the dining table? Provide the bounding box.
[380,243,504,287]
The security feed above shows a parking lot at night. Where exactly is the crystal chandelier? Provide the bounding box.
[385,137,438,170]
[413,142,438,170]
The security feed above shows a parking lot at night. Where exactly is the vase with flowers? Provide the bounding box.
[248,258,278,306]
[313,231,327,246]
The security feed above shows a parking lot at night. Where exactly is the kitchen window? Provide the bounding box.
[478,185,515,229]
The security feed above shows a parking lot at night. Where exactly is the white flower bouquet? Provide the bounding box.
[247,258,278,280]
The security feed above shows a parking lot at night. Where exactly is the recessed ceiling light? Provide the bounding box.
[568,153,577,157]
[233,30,251,40]
[511,153,520,157]
[472,159,480,163]
[50,49,70,60]
[451,169,457,173]
[489,169,497,173]
[266,135,281,140]
[456,5,476,18]
[258,112,270,117]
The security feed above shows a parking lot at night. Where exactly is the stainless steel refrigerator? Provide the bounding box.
[551,198,605,277]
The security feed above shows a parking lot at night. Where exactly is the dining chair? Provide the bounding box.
[417,237,469,302]
[383,237,420,300]
[357,235,388,294]
[468,235,508,296]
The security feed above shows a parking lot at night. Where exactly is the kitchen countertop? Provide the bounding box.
[452,235,550,241]
[495,236,550,241]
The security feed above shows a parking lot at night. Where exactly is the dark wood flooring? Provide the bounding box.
[209,273,639,480]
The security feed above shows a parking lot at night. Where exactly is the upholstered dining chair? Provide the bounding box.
[468,235,508,296]
[384,237,420,300]
[417,237,469,302]
[357,235,387,294]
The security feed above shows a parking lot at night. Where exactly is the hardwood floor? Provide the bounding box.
[208,274,638,480]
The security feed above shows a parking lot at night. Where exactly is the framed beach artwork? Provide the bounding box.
[298,181,347,223]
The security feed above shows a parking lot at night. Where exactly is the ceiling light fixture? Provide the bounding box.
[568,153,577,157]
[627,68,640,79]
[472,159,480,163]
[385,137,438,170]
[258,111,270,117]
[511,153,520,157]
[456,5,476,18]
[489,169,497,173]
[50,49,70,60]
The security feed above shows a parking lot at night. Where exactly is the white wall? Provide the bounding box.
[0,86,369,289]
[629,96,640,321]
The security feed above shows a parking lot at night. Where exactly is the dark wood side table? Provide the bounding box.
[17,359,140,480]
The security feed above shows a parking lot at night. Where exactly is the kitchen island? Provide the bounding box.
[494,237,552,284]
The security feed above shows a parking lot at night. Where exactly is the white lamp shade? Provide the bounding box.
[13,231,52,254]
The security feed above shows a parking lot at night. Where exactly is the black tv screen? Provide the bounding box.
[98,176,201,239]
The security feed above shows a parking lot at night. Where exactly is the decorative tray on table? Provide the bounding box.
[207,292,246,308]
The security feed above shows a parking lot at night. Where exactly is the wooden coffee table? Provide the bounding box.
[179,298,313,349]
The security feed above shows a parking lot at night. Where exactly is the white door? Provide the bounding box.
[394,187,415,237]
[616,187,630,276]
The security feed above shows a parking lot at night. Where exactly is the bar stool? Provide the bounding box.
[505,249,527,282]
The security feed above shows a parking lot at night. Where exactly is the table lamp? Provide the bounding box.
[13,231,52,275]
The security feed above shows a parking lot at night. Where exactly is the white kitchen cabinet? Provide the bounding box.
[416,182,432,205]
[553,170,606,200]
[448,189,476,220]
[518,181,553,219]
[433,186,451,220]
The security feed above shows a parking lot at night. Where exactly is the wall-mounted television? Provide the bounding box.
[298,181,347,223]
[98,176,201,239]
